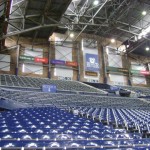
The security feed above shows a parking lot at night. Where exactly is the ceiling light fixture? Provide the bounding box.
[70,33,74,38]
[146,47,150,51]
[142,11,147,16]
[93,0,99,5]
[111,39,115,43]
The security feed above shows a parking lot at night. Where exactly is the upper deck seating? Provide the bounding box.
[120,85,150,96]
[0,88,150,110]
[0,74,105,94]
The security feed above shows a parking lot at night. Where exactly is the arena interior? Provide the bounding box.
[0,0,150,149]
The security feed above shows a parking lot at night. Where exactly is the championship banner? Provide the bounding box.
[85,53,99,72]
[19,55,34,61]
[34,57,48,64]
[66,61,78,67]
[85,71,98,76]
[140,70,150,75]
[51,59,65,65]
[131,70,150,75]
[51,59,78,67]
[107,67,128,74]
[131,70,140,74]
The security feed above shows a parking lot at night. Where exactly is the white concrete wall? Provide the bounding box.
[0,54,10,71]
[54,35,73,79]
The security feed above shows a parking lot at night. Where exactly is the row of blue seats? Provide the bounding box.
[0,133,137,140]
[0,128,127,135]
[70,107,150,135]
[1,140,150,149]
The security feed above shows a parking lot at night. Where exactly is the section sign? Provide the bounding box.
[42,84,57,93]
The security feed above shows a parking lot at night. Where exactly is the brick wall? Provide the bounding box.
[1,34,150,87]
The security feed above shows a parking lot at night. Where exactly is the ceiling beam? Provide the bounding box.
[116,27,150,41]
[116,27,139,36]
[74,0,109,41]
[0,22,109,40]
[63,14,142,30]
[127,40,146,54]
[12,0,26,7]
[8,14,41,20]
[93,0,130,35]
[61,0,92,44]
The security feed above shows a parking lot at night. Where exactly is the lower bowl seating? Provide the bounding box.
[0,107,150,149]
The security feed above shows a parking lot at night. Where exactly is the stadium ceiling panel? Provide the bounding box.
[0,0,11,50]
[62,0,150,56]
[0,0,150,56]
[0,0,72,42]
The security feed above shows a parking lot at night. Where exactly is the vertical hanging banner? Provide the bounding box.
[85,53,99,72]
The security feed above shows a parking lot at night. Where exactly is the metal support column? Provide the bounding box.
[15,44,20,76]
[126,54,132,86]
[102,46,107,84]
[145,63,150,86]
[77,42,80,81]
[128,75,132,86]
[48,43,51,79]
